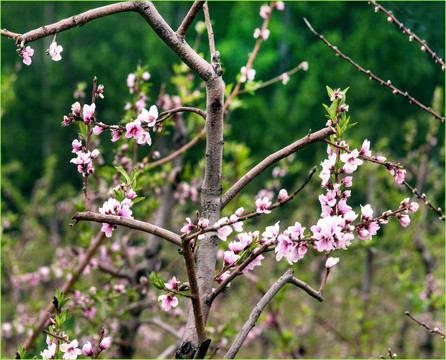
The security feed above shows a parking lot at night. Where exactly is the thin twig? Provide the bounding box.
[289,276,324,302]
[141,317,182,339]
[71,211,182,247]
[203,2,215,58]
[303,17,444,122]
[369,1,445,71]
[223,269,294,359]
[237,61,308,95]
[402,181,445,221]
[176,1,205,38]
[42,329,71,344]
[145,127,206,168]
[405,311,445,339]
[221,127,334,208]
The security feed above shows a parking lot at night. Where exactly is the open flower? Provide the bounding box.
[21,46,34,66]
[60,339,82,359]
[256,196,272,214]
[48,41,63,61]
[158,294,179,311]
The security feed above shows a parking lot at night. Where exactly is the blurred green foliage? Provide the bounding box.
[1,1,444,359]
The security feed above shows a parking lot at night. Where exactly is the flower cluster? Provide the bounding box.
[123,105,158,146]
[62,100,100,127]
[98,196,135,237]
[70,139,100,177]
[240,66,256,83]
[158,276,180,311]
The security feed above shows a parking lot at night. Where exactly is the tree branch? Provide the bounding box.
[176,1,205,39]
[203,2,215,58]
[133,1,214,81]
[303,17,445,122]
[221,127,334,208]
[71,211,182,247]
[5,2,135,46]
[224,269,294,359]
[289,276,324,302]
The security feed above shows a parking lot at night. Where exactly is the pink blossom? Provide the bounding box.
[48,41,63,61]
[93,125,105,135]
[360,139,372,157]
[136,131,152,146]
[198,218,210,228]
[83,104,96,123]
[300,61,309,71]
[41,343,57,359]
[224,250,240,265]
[216,270,231,285]
[60,339,82,359]
[127,188,137,200]
[135,96,146,111]
[228,240,245,254]
[286,222,305,241]
[394,169,406,184]
[276,1,285,10]
[101,223,115,238]
[82,342,93,357]
[71,102,81,116]
[165,276,180,290]
[124,102,132,110]
[70,150,98,177]
[360,204,374,220]
[262,221,280,242]
[259,5,271,19]
[253,28,270,40]
[311,216,344,252]
[342,176,353,187]
[237,232,253,248]
[325,257,339,268]
[138,105,158,127]
[181,217,195,234]
[240,66,256,83]
[242,254,264,274]
[127,73,136,90]
[340,149,363,173]
[72,139,82,153]
[319,153,337,187]
[111,129,124,142]
[288,243,308,264]
[256,196,272,214]
[142,72,151,81]
[125,119,144,139]
[22,46,34,66]
[82,307,96,319]
[158,294,179,311]
[397,214,411,227]
[330,88,344,101]
[230,214,244,232]
[235,207,244,217]
[319,190,337,208]
[96,84,104,99]
[279,73,290,85]
[214,217,233,241]
[409,202,419,212]
[275,234,293,262]
[99,337,112,350]
[278,189,288,202]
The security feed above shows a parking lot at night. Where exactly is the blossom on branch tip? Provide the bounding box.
[99,337,112,351]
[325,257,339,268]
[48,41,63,61]
[158,294,178,311]
[181,217,195,234]
[21,46,34,66]
[138,105,158,127]
[259,5,271,19]
[256,196,272,214]
[397,214,411,227]
[72,139,83,153]
[165,276,180,290]
[93,124,105,135]
[278,189,288,202]
[275,1,285,10]
[71,102,81,116]
[41,343,57,359]
[127,73,136,92]
[360,139,372,157]
[280,73,290,85]
[96,84,104,99]
[301,61,309,71]
[142,72,151,81]
[82,103,96,124]
[330,88,344,101]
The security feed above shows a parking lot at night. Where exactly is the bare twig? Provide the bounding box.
[176,1,205,38]
[289,276,324,302]
[221,127,334,208]
[402,181,445,221]
[71,211,182,247]
[97,261,133,281]
[145,127,206,168]
[369,1,445,71]
[141,317,182,339]
[405,311,445,339]
[3,2,135,46]
[203,2,215,58]
[303,17,444,122]
[224,269,294,359]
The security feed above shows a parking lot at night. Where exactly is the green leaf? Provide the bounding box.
[114,189,124,202]
[115,166,131,184]
[326,85,334,99]
[78,122,88,140]
[149,272,166,290]
[131,197,145,205]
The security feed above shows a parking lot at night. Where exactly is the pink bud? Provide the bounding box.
[99,337,112,350]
